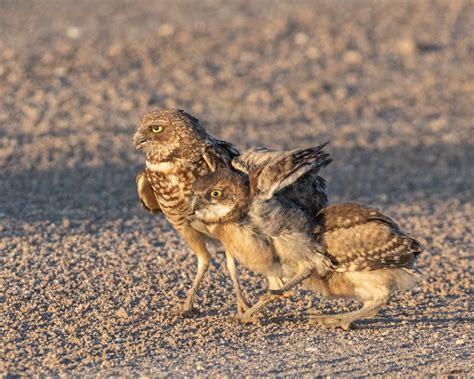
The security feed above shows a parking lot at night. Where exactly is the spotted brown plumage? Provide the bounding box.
[314,204,423,272]
[305,203,424,329]
[133,109,239,316]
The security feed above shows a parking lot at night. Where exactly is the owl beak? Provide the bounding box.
[133,132,147,149]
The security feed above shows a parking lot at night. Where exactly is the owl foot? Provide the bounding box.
[236,298,250,317]
[232,299,258,324]
[172,305,200,318]
[309,314,352,331]
[238,314,260,325]
[236,293,280,324]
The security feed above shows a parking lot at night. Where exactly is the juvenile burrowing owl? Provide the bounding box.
[191,146,423,329]
[191,144,334,319]
[133,109,239,316]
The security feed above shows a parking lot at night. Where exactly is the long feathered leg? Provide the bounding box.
[172,227,210,316]
[309,295,389,331]
[225,252,250,316]
[239,267,315,323]
[269,267,314,295]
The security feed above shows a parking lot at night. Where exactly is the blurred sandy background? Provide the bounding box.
[1,0,473,376]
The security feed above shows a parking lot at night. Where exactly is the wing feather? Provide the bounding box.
[315,204,424,271]
[249,142,332,200]
[136,170,161,213]
[232,147,280,173]
[203,138,240,172]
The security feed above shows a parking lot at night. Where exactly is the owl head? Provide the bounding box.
[191,168,250,224]
[133,109,208,161]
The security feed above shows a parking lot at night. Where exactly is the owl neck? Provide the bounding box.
[145,143,205,164]
[223,207,249,224]
[220,198,252,225]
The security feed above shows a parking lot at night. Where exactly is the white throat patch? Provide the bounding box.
[146,160,174,173]
[208,203,233,220]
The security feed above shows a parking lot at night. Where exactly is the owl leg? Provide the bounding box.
[309,290,390,330]
[269,267,313,295]
[267,276,284,290]
[267,276,295,298]
[239,267,314,324]
[238,293,279,324]
[225,252,250,316]
[173,228,211,317]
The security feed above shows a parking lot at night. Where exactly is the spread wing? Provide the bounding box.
[231,146,281,173]
[245,143,332,201]
[315,203,424,272]
[202,138,240,172]
[136,170,161,213]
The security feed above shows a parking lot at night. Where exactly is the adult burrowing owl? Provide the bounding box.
[133,109,239,316]
[191,146,423,329]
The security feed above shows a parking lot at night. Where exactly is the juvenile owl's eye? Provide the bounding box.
[210,190,222,198]
[150,125,164,133]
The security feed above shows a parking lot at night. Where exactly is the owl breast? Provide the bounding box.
[146,158,209,230]
[216,223,275,274]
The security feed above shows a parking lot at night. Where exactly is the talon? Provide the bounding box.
[281,289,297,298]
[239,308,262,324]
[340,322,352,331]
[237,305,250,317]
[269,289,284,296]
[239,315,260,324]
[263,292,281,301]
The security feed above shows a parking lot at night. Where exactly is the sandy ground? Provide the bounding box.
[1,0,473,376]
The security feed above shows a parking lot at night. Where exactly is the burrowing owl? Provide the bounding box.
[191,146,423,328]
[133,109,239,316]
[191,144,334,318]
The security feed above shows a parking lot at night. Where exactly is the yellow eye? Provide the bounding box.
[210,190,222,198]
[150,125,164,133]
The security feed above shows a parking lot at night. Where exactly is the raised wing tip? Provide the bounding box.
[231,157,252,173]
[317,141,331,149]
